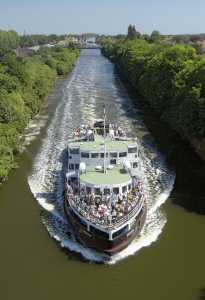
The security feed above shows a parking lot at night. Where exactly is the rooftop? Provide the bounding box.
[69,135,137,152]
[80,166,131,185]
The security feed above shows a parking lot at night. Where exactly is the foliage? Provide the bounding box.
[101,37,205,150]
[0,30,20,55]
[19,34,67,47]
[127,25,141,40]
[150,30,161,43]
[0,30,79,182]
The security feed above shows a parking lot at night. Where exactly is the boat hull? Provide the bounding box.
[64,200,147,255]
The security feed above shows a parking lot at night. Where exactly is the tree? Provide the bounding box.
[0,30,20,55]
[0,38,79,183]
[127,25,141,40]
[150,30,161,43]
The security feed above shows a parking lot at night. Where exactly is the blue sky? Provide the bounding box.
[0,0,204,35]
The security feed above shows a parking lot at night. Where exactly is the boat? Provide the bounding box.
[64,110,147,255]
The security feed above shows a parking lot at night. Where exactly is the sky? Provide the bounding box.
[0,0,205,35]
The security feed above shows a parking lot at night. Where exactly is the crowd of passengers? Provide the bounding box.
[73,123,125,141]
[66,182,144,226]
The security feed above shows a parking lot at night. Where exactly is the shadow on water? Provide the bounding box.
[199,288,205,300]
[113,67,205,214]
[142,111,205,214]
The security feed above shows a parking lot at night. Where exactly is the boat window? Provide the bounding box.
[133,162,138,168]
[113,187,119,195]
[104,188,110,195]
[128,147,137,154]
[110,152,117,158]
[100,153,108,158]
[91,153,99,158]
[75,164,79,170]
[70,177,76,183]
[94,188,101,195]
[70,148,79,155]
[119,152,127,157]
[81,152,89,158]
[90,226,109,239]
[110,159,116,165]
[86,187,92,194]
[112,225,129,239]
[69,164,74,170]
[122,186,127,193]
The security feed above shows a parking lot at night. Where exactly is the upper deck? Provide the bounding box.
[69,134,137,153]
[80,166,131,186]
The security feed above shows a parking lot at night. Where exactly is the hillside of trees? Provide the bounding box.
[0,30,79,182]
[99,27,205,160]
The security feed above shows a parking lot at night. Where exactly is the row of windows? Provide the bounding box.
[69,147,137,156]
[81,152,127,159]
[69,161,138,170]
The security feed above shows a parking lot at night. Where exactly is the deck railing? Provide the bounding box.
[67,193,145,229]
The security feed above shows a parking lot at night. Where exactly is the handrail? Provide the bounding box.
[67,195,145,230]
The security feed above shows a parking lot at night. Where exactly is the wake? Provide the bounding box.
[28,50,175,264]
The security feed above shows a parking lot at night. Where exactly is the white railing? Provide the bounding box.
[67,193,145,229]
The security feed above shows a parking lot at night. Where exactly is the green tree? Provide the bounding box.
[127,25,141,40]
[0,30,20,55]
[150,30,161,43]
[101,35,205,155]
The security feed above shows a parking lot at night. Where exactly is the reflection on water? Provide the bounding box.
[199,288,205,300]
[28,49,175,263]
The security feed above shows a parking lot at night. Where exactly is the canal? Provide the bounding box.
[0,49,204,300]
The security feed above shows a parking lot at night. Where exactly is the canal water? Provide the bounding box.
[0,49,204,300]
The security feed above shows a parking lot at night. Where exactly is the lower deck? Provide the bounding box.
[64,198,147,254]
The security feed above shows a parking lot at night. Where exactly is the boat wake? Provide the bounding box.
[28,49,175,264]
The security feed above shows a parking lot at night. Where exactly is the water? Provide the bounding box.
[28,49,174,263]
[0,49,205,299]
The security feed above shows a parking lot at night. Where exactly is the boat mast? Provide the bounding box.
[103,105,107,174]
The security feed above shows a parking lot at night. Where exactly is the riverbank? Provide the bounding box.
[0,46,80,184]
[100,39,205,161]
[101,42,205,214]
[138,97,205,214]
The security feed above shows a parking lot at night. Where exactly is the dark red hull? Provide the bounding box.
[64,200,147,255]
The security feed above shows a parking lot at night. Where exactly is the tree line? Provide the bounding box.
[99,26,205,159]
[0,30,80,182]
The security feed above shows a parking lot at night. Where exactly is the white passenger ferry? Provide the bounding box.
[64,112,147,255]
